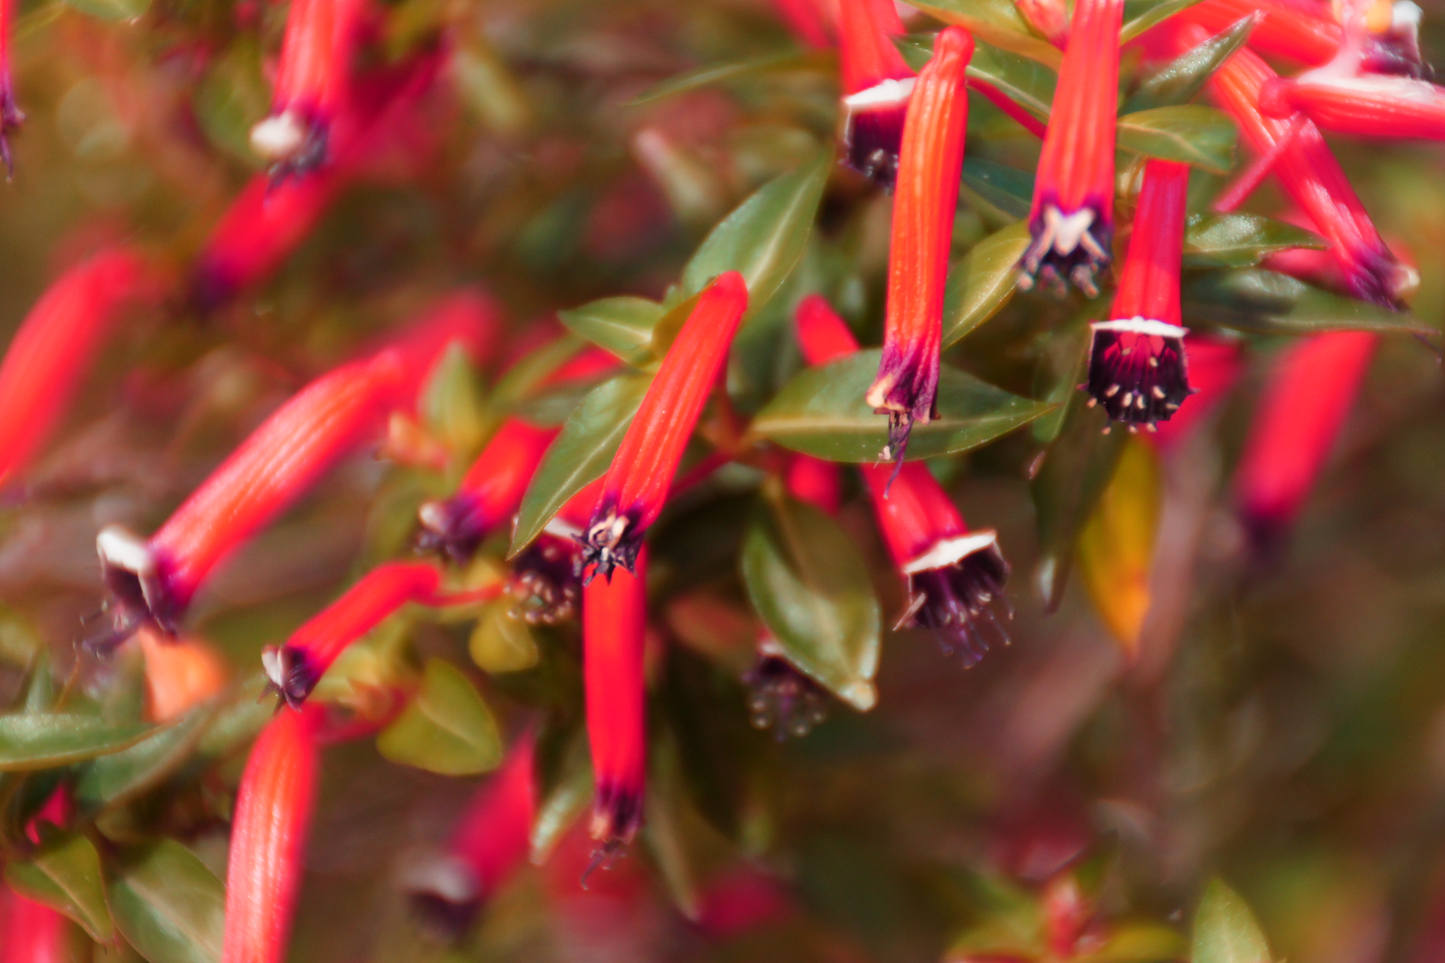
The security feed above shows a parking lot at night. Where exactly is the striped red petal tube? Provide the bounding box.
[0,248,158,491]
[864,25,973,464]
[582,272,747,582]
[583,546,648,853]
[1260,71,1445,141]
[1016,0,1069,46]
[1017,0,1124,297]
[838,0,916,187]
[1085,159,1193,429]
[0,0,22,175]
[222,706,321,963]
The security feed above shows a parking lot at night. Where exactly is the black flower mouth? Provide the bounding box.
[402,855,482,941]
[591,780,643,847]
[899,532,1011,667]
[841,79,914,190]
[90,525,184,652]
[1018,200,1113,298]
[416,494,489,564]
[1085,318,1193,428]
[743,652,828,740]
[509,534,582,624]
[261,644,321,710]
[580,502,643,584]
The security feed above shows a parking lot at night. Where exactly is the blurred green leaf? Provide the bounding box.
[906,2,1062,66]
[752,350,1054,461]
[192,41,269,167]
[898,35,1055,116]
[62,0,149,23]
[558,296,665,367]
[1124,13,1256,113]
[420,343,491,458]
[647,289,705,360]
[6,827,114,941]
[469,599,541,673]
[943,220,1031,347]
[640,735,701,921]
[1121,0,1208,42]
[741,490,881,711]
[1031,318,1093,443]
[960,158,1034,224]
[1193,879,1273,963]
[0,605,42,667]
[0,715,160,771]
[1117,105,1237,174]
[1182,214,1325,269]
[530,726,593,864]
[1182,268,1432,334]
[74,705,216,815]
[510,374,650,557]
[377,659,503,776]
[1077,921,1188,962]
[626,50,835,107]
[109,840,225,963]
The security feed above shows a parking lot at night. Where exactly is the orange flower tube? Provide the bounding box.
[1175,0,1424,77]
[837,0,916,187]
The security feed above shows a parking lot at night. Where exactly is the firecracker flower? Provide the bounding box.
[0,247,160,491]
[510,477,605,625]
[0,0,23,175]
[1017,0,1124,297]
[581,271,747,583]
[222,705,320,963]
[405,732,536,937]
[837,0,916,187]
[1177,0,1425,77]
[1085,159,1193,429]
[1234,331,1376,556]
[583,546,648,856]
[864,25,973,464]
[743,650,829,739]
[136,627,230,722]
[1259,68,1445,142]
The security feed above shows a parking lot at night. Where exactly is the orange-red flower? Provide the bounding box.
[1017,0,1124,297]
[864,25,973,464]
[0,0,22,175]
[1176,0,1424,77]
[1085,159,1192,428]
[582,272,747,582]
[838,0,916,187]
[223,706,321,963]
[784,453,842,516]
[1260,69,1445,141]
[136,627,231,722]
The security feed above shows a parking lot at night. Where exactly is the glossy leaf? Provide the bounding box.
[1076,922,1189,963]
[530,727,592,864]
[943,221,1031,347]
[1123,13,1256,113]
[510,374,651,556]
[0,714,159,771]
[898,34,1055,116]
[1193,878,1273,963]
[557,296,665,367]
[5,828,114,941]
[751,350,1054,462]
[1076,438,1162,658]
[626,50,834,107]
[1030,319,1093,443]
[74,706,215,815]
[108,840,226,963]
[680,151,830,319]
[377,659,503,776]
[62,0,150,23]
[907,0,1062,67]
[740,490,880,710]
[1182,269,1432,334]
[960,157,1034,224]
[1181,214,1324,269]
[1121,0,1208,42]
[469,599,540,673]
[1117,105,1237,174]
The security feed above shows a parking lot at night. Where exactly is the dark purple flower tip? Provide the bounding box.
[402,855,482,940]
[899,531,1011,667]
[0,78,23,178]
[1017,200,1113,298]
[252,110,331,183]
[580,503,643,585]
[588,782,642,852]
[261,644,321,710]
[841,78,915,189]
[1363,4,1430,79]
[509,534,582,624]
[416,494,489,564]
[743,651,828,740]
[89,525,183,652]
[1345,246,1417,310]
[1085,318,1193,429]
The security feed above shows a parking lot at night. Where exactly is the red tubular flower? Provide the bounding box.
[1260,70,1445,141]
[250,0,363,174]
[1194,27,1415,308]
[1017,0,1124,297]
[406,733,536,936]
[1,888,67,963]
[222,706,321,963]
[784,453,842,516]
[583,546,648,854]
[510,476,605,624]
[94,349,408,648]
[1085,159,1192,429]
[136,627,231,722]
[800,294,1008,663]
[0,248,159,491]
[582,272,747,582]
[1016,0,1069,47]
[1176,0,1425,77]
[864,25,973,463]
[1148,334,1242,452]
[1233,331,1376,554]
[0,0,22,175]
[769,0,835,50]
[838,0,916,187]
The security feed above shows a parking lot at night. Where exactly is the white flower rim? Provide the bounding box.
[843,77,915,111]
[543,515,582,540]
[1090,316,1188,338]
[902,530,999,575]
[97,524,156,576]
[250,110,306,161]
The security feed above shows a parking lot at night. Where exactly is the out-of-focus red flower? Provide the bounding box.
[383,290,507,411]
[1260,69,1445,141]
[0,0,23,175]
[865,25,973,464]
[1175,0,1424,76]
[695,868,795,940]
[769,0,834,49]
[1016,0,1069,47]
[0,887,68,963]
[784,453,842,516]
[136,627,231,722]
[581,272,747,582]
[837,0,915,187]
[1017,0,1124,297]
[1147,334,1243,452]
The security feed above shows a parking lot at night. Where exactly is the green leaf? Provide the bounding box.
[679,151,830,319]
[509,374,651,557]
[1117,105,1237,174]
[420,343,491,457]
[557,296,665,367]
[752,350,1054,462]
[192,41,269,167]
[377,659,503,776]
[960,157,1034,224]
[469,599,540,673]
[943,221,1032,347]
[5,827,114,941]
[625,50,835,107]
[898,35,1055,117]
[1123,13,1256,113]
[741,491,881,710]
[640,736,701,921]
[905,0,1063,67]
[62,0,150,23]
[530,727,592,865]
[1030,318,1093,443]
[1193,879,1273,963]
[109,840,226,963]
[74,705,216,815]
[0,714,160,771]
[1182,269,1432,335]
[1076,922,1188,963]
[1121,0,1208,42]
[1182,213,1325,269]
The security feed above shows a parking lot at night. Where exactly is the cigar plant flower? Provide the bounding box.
[837,0,917,187]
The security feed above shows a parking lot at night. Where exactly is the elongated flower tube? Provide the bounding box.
[800,294,1009,662]
[582,272,747,582]
[1259,70,1445,141]
[1017,0,1124,297]
[838,0,916,187]
[1234,331,1376,555]
[250,0,362,174]
[94,349,407,649]
[864,26,973,464]
[784,453,842,516]
[1194,28,1415,307]
[406,733,536,937]
[1085,159,1192,429]
[770,0,834,50]
[1016,0,1069,47]
[1,888,67,963]
[136,627,230,722]
[1177,0,1425,77]
[222,705,320,963]
[0,248,158,491]
[583,546,648,854]
[0,0,22,176]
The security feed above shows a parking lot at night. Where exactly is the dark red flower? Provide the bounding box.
[0,0,23,175]
[838,0,916,187]
[1147,334,1243,452]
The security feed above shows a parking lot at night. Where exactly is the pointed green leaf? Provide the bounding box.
[898,35,1055,117]
[62,0,150,23]
[1193,879,1273,963]
[741,491,880,710]
[943,220,1031,347]
[680,151,830,318]
[530,726,592,864]
[557,296,665,367]
[752,350,1054,462]
[960,157,1034,224]
[1117,105,1237,173]
[1182,213,1325,269]
[1123,13,1256,113]
[74,705,216,815]
[905,0,1063,67]
[420,343,491,457]
[5,827,114,941]
[1182,268,1432,334]
[626,50,835,107]
[1121,0,1208,42]
[469,599,540,673]
[0,714,160,771]
[509,374,651,556]
[109,840,225,963]
[377,659,502,776]
[1031,319,1093,443]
